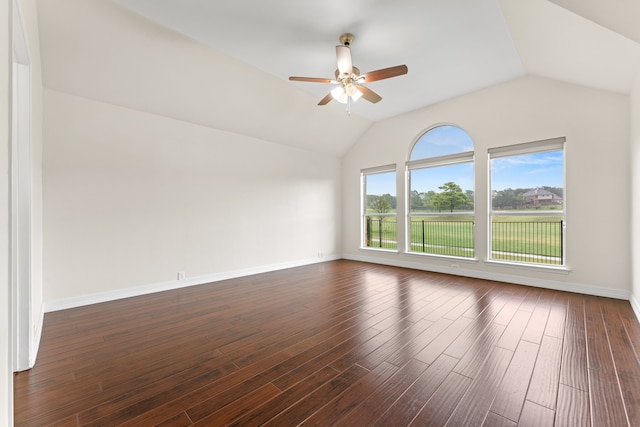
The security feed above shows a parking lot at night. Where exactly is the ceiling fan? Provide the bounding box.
[289,33,408,112]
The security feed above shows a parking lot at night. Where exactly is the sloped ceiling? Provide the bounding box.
[110,0,527,123]
[549,0,640,45]
[501,0,640,94]
[37,0,372,156]
[36,0,640,156]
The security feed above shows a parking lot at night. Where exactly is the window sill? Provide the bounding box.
[405,251,479,264]
[360,247,399,254]
[484,259,570,274]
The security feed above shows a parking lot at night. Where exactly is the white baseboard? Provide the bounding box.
[43,253,633,313]
[343,254,631,301]
[630,294,640,323]
[30,304,44,368]
[44,255,341,312]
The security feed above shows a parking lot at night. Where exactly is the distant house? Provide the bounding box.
[523,187,563,206]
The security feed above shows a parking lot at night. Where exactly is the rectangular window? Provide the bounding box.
[406,152,474,258]
[489,137,565,266]
[362,165,397,250]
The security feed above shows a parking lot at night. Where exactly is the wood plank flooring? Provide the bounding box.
[13,260,640,426]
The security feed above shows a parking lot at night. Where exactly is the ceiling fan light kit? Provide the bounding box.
[289,33,408,114]
[331,85,362,104]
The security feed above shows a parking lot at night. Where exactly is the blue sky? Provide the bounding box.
[366,125,563,195]
[367,151,564,196]
[411,163,474,194]
[411,125,474,159]
[366,172,396,196]
[490,151,563,191]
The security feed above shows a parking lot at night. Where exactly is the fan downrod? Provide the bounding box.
[339,33,355,47]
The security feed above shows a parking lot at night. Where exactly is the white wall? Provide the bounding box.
[631,68,640,315]
[343,76,630,297]
[43,89,342,307]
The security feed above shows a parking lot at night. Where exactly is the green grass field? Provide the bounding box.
[365,214,563,265]
[409,217,474,257]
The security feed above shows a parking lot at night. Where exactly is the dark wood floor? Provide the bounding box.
[13,260,640,426]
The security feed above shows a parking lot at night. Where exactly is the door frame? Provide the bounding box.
[11,0,34,372]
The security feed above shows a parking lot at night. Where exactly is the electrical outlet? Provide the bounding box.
[178,271,186,280]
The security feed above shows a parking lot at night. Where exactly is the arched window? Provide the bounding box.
[410,125,474,160]
[407,125,475,258]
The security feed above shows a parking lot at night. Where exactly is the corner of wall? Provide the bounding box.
[1,1,12,424]
[631,67,640,316]
[631,293,640,323]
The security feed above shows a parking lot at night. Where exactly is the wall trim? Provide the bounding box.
[343,254,631,301]
[30,304,44,368]
[44,255,340,312]
[630,294,640,323]
[44,254,633,313]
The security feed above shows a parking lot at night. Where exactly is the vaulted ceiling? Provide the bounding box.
[36,0,640,156]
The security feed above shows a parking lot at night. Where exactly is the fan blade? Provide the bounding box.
[336,45,353,76]
[360,65,408,83]
[318,92,334,106]
[289,76,336,83]
[357,85,382,103]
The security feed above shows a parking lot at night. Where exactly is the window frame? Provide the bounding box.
[361,164,398,252]
[487,137,567,270]
[406,125,476,259]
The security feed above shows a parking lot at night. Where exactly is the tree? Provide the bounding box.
[381,193,397,210]
[465,190,475,209]
[370,196,391,214]
[434,182,471,213]
[425,191,437,211]
[493,188,516,209]
[410,190,425,209]
[429,193,445,212]
[493,188,528,209]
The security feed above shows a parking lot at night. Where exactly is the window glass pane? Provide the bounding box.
[491,151,564,211]
[410,163,474,213]
[408,125,474,258]
[363,171,397,250]
[408,163,474,257]
[365,172,396,212]
[490,148,564,266]
[410,125,474,160]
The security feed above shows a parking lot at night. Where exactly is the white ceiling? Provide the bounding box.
[112,0,527,122]
[36,0,640,155]
[501,0,640,94]
[111,0,640,121]
[549,0,640,45]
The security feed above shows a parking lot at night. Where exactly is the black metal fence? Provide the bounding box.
[491,220,563,265]
[365,216,397,249]
[365,216,564,265]
[409,219,474,257]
